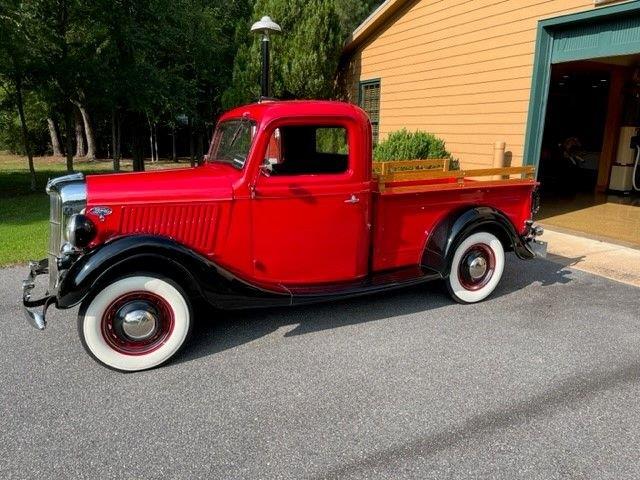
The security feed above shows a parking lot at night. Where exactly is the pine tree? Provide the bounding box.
[223,0,381,108]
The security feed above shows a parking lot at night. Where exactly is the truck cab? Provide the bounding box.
[238,101,373,285]
[22,100,545,372]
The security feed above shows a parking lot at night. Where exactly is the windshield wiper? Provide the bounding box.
[228,117,248,148]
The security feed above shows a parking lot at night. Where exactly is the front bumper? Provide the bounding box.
[22,259,55,330]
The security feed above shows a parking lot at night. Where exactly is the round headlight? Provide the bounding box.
[66,214,96,248]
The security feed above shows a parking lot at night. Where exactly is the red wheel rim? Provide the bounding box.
[458,243,496,291]
[101,291,175,356]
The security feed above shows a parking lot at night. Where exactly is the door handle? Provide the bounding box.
[344,194,360,204]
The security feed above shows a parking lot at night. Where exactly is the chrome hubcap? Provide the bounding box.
[458,243,496,291]
[101,292,175,356]
[468,256,488,280]
[122,309,158,340]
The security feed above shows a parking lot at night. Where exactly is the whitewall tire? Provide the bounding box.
[446,231,505,304]
[78,275,192,372]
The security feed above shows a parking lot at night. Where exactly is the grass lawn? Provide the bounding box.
[0,153,188,267]
[0,193,49,266]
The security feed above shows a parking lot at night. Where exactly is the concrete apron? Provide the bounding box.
[542,228,640,288]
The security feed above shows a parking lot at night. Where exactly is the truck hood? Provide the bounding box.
[86,163,240,205]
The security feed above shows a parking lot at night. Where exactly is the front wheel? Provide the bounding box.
[78,275,192,372]
[446,231,505,304]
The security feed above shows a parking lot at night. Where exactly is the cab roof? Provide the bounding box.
[219,100,369,125]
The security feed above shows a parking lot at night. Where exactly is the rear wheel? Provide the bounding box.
[78,275,192,372]
[446,231,505,304]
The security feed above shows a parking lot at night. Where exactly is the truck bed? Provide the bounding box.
[370,160,537,272]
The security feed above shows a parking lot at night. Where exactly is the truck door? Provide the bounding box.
[251,122,371,285]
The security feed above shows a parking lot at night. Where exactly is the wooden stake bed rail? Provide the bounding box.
[373,158,536,193]
[372,158,451,175]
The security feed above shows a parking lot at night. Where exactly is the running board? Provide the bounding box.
[289,266,442,306]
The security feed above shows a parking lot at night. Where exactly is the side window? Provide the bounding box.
[359,79,380,144]
[264,125,349,176]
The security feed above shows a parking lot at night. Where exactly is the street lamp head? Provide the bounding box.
[251,16,281,99]
[251,16,281,37]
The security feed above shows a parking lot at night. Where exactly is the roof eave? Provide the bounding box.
[343,0,409,55]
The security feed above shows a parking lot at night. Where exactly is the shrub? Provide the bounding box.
[373,129,455,165]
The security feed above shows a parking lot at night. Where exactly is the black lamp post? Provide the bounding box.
[251,16,281,99]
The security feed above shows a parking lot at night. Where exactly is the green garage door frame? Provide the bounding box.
[524,0,640,171]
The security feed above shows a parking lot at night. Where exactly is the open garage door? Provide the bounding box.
[526,2,640,248]
[525,2,640,174]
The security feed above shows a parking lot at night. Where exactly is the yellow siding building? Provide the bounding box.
[342,0,640,176]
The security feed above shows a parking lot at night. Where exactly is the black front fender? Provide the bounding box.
[57,235,290,310]
[421,206,534,276]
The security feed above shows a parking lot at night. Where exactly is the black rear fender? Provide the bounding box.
[421,206,533,276]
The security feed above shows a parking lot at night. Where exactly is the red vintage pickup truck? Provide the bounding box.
[23,100,545,371]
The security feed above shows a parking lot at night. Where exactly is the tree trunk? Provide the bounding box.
[64,105,74,172]
[111,109,120,171]
[153,123,159,162]
[74,108,85,158]
[14,74,36,191]
[47,117,63,157]
[171,124,177,162]
[116,113,122,170]
[196,132,204,166]
[132,115,145,172]
[147,115,155,162]
[76,103,96,160]
[110,109,116,161]
[188,117,195,168]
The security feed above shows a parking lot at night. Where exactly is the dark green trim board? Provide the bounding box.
[523,24,554,171]
[552,15,640,63]
[524,0,640,172]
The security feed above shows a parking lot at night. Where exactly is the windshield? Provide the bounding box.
[208,119,256,169]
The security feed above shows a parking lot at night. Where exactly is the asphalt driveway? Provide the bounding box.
[1,256,639,479]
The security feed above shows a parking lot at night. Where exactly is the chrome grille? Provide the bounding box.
[45,172,86,294]
[48,192,62,292]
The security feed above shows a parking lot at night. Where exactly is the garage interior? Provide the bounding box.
[537,55,640,248]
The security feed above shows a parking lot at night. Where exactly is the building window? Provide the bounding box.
[359,79,380,144]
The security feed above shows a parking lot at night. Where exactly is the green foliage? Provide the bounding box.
[223,0,382,107]
[0,0,255,157]
[0,0,382,185]
[334,0,382,34]
[316,127,348,154]
[373,129,452,162]
[0,89,49,154]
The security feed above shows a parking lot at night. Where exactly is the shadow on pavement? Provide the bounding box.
[176,255,576,366]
